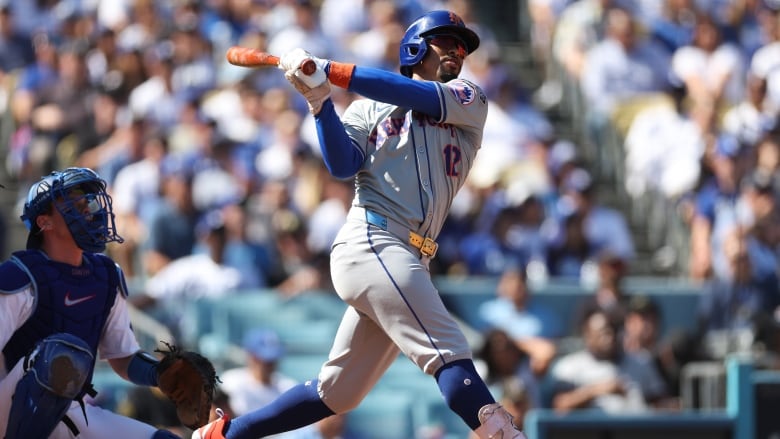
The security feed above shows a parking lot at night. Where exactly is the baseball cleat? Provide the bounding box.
[474,403,527,439]
[191,408,230,439]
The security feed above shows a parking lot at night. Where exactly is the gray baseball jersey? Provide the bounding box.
[344,78,487,239]
[317,78,488,412]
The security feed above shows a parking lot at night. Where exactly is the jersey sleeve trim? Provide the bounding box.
[433,82,447,124]
[115,262,130,298]
[0,284,33,295]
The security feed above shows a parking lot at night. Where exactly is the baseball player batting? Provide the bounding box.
[0,167,183,439]
[194,10,526,439]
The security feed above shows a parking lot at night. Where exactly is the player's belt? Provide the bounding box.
[358,207,439,258]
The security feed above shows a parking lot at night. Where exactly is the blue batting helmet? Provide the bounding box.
[399,10,480,77]
[21,167,124,252]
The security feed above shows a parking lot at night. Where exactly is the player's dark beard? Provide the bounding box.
[439,71,457,83]
[438,60,460,83]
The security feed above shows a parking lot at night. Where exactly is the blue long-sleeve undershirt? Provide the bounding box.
[314,66,443,179]
[349,66,443,117]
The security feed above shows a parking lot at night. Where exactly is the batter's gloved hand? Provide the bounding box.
[279,48,329,88]
[285,68,332,115]
[155,341,220,430]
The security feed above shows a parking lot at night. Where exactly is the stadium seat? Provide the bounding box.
[88,367,134,412]
[271,319,340,354]
[286,290,347,321]
[224,305,310,346]
[345,390,416,439]
[278,353,328,382]
[415,396,473,439]
[434,275,704,339]
[181,291,283,347]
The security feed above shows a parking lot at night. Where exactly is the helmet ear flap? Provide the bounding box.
[399,35,427,77]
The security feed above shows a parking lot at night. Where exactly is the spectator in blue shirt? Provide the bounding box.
[580,6,672,142]
[689,134,746,280]
[696,228,778,358]
[0,5,34,73]
[478,266,561,378]
[142,154,201,277]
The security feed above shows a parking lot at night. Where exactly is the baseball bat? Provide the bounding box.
[225,46,317,75]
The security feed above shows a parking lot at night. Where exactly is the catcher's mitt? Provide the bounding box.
[155,341,220,429]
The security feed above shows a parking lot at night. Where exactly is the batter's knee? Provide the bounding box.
[318,380,365,413]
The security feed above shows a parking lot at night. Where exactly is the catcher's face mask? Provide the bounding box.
[22,167,124,252]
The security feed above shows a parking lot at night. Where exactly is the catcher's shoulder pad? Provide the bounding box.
[0,258,34,295]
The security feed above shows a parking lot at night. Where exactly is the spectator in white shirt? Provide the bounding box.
[670,13,745,108]
[580,6,672,139]
[549,308,668,413]
[220,329,298,416]
[220,328,319,438]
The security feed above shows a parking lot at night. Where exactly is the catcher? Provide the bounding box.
[0,167,217,439]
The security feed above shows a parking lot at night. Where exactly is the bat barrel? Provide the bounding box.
[226,46,316,76]
[226,47,279,67]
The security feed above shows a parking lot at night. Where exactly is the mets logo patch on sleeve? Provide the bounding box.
[449,80,483,106]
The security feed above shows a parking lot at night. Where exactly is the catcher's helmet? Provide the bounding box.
[21,167,123,252]
[399,10,480,77]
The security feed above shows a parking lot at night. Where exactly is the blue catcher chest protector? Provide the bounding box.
[2,249,123,438]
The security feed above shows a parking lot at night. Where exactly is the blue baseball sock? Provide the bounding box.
[227,380,334,439]
[435,359,496,430]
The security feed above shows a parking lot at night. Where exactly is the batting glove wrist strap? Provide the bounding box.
[327,62,355,89]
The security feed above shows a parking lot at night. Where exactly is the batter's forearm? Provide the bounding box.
[315,100,364,178]
[328,63,442,118]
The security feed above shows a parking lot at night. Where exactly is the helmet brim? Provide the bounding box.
[421,25,480,54]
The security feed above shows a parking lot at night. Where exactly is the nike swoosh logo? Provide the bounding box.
[64,292,96,306]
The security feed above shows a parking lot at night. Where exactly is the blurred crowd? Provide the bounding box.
[485,0,780,428]
[4,0,780,432]
[528,0,780,284]
[0,0,638,296]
